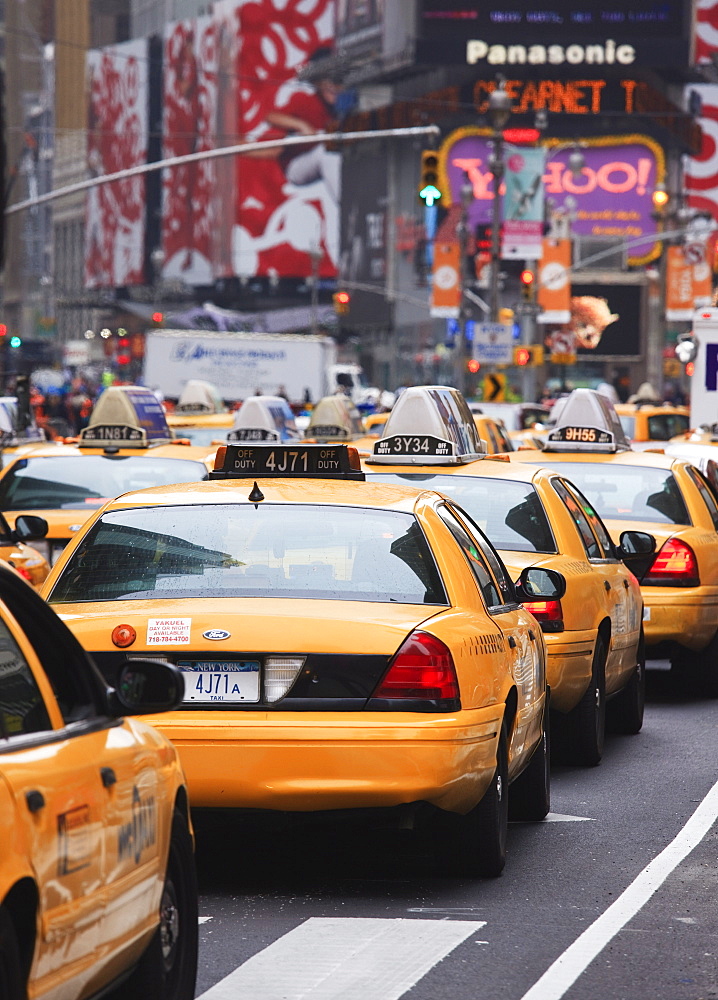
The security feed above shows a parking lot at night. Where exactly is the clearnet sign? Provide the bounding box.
[467,39,636,66]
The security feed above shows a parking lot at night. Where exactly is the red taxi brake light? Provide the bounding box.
[372,631,459,701]
[642,538,699,587]
[523,599,564,633]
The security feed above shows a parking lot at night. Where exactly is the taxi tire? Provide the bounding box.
[508,706,550,822]
[0,908,23,1000]
[111,810,198,1000]
[565,632,606,767]
[436,723,508,878]
[607,629,645,735]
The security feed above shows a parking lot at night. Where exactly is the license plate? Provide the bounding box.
[178,661,260,704]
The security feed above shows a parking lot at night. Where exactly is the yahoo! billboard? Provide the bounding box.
[440,130,665,265]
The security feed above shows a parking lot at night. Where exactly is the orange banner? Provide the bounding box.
[430,241,461,318]
[690,237,713,308]
[537,239,571,324]
[665,246,694,321]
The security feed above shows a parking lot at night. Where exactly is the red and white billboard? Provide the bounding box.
[217,0,338,281]
[159,1,338,283]
[161,17,218,285]
[85,39,149,288]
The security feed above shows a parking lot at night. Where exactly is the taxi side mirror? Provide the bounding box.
[13,514,48,542]
[516,566,566,601]
[108,659,185,716]
[616,530,656,579]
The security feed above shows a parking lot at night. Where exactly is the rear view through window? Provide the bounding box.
[49,504,447,605]
[542,463,690,524]
[367,474,556,553]
[0,455,209,509]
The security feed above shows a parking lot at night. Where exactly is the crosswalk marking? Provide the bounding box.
[197,916,485,1000]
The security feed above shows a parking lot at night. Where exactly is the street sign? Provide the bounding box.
[483,373,506,402]
[474,323,513,365]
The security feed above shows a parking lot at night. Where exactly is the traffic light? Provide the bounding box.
[117,336,131,366]
[520,268,536,301]
[333,291,351,315]
[418,151,442,206]
[0,324,7,338]
[151,311,164,326]
[513,345,544,366]
[9,336,21,349]
[467,359,480,373]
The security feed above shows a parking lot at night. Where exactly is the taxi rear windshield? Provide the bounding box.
[539,462,690,525]
[366,474,556,553]
[0,456,209,510]
[48,504,448,605]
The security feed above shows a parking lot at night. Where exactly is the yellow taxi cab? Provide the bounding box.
[225,394,301,443]
[614,402,690,450]
[473,414,515,454]
[363,386,649,765]
[511,388,718,695]
[302,393,366,444]
[0,511,50,589]
[165,379,233,448]
[0,561,197,1000]
[42,438,555,878]
[0,386,217,565]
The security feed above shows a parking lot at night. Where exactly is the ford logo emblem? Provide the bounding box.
[203,629,231,641]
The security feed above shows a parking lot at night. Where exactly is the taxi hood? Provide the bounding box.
[51,598,447,657]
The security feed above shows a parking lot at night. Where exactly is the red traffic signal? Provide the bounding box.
[520,269,536,301]
[0,324,7,337]
[333,291,351,315]
[151,311,164,325]
[467,359,480,373]
[514,346,531,366]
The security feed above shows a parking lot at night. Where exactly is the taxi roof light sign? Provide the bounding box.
[211,443,365,480]
[544,389,630,454]
[304,395,363,442]
[175,380,227,415]
[227,395,300,443]
[367,386,486,465]
[79,386,171,448]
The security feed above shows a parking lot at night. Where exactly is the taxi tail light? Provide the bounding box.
[642,538,699,587]
[264,656,305,702]
[10,563,32,582]
[372,632,459,701]
[523,599,564,633]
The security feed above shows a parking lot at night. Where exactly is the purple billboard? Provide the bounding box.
[440,130,665,265]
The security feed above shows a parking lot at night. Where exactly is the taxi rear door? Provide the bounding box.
[437,503,545,772]
[0,606,106,995]
[552,478,639,690]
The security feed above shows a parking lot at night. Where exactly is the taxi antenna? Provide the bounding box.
[248,482,265,505]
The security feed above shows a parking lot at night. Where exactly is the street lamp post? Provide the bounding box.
[455,176,476,395]
[487,85,512,324]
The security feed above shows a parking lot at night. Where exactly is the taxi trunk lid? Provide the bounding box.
[55,598,446,709]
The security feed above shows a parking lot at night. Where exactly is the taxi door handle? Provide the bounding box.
[508,636,517,649]
[528,630,536,642]
[604,580,611,592]
[623,579,630,589]
[26,790,45,813]
[100,767,117,789]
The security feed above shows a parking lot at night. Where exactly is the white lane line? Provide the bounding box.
[520,776,718,1000]
[197,917,484,1000]
[540,813,594,823]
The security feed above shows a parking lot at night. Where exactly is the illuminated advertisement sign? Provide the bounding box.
[417,2,692,69]
[85,39,149,288]
[440,130,664,265]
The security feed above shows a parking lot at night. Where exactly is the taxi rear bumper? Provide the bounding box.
[544,632,594,714]
[146,707,503,815]
[642,588,718,651]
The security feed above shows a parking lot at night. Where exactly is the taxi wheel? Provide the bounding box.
[435,723,508,878]
[607,629,645,735]
[111,810,198,1000]
[0,908,24,1000]
[508,706,550,822]
[565,632,607,767]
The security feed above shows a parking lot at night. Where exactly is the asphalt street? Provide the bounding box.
[192,662,718,1000]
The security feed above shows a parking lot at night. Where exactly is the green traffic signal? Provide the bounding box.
[419,150,442,206]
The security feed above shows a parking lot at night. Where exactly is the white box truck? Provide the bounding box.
[142,330,372,404]
[688,308,718,428]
